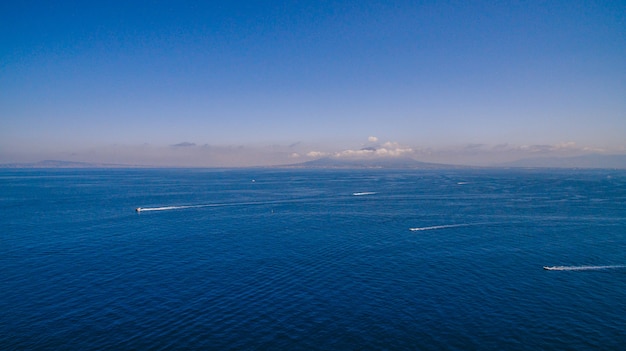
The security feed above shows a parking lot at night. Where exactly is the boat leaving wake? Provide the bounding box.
[136,205,203,212]
[135,197,329,213]
[543,265,626,271]
[409,224,471,231]
[137,192,385,214]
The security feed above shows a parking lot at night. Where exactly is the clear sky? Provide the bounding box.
[1,0,625,166]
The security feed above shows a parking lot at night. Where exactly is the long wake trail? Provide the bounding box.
[135,196,342,213]
[135,190,387,213]
[409,224,473,231]
[543,265,626,271]
[136,201,280,212]
[136,205,206,212]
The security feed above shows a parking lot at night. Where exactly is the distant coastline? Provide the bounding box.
[1,154,625,169]
[0,160,150,169]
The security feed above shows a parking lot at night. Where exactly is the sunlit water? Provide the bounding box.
[2,168,626,350]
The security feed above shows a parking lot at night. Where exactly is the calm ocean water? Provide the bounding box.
[1,168,625,350]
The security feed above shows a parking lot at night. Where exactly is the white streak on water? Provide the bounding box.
[137,193,386,213]
[543,265,626,271]
[136,202,263,212]
[136,197,333,213]
[137,205,200,212]
[409,224,471,231]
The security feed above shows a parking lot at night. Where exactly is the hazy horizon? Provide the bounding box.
[3,137,626,168]
[2,1,625,167]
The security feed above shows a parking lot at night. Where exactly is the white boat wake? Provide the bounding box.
[135,202,267,212]
[136,205,207,212]
[136,193,387,213]
[135,197,324,213]
[543,265,626,271]
[409,224,472,231]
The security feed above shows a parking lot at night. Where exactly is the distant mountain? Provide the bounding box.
[495,154,626,169]
[280,157,465,169]
[0,160,145,168]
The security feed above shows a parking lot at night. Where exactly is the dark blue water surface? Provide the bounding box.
[2,168,626,350]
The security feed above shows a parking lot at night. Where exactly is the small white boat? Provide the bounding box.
[135,207,142,212]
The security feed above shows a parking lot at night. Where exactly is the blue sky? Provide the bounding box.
[1,0,625,166]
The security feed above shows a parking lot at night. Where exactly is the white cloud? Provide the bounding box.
[306,151,329,158]
[332,140,414,159]
[368,136,378,143]
[554,141,576,150]
[518,142,582,153]
[336,149,374,157]
[582,146,606,153]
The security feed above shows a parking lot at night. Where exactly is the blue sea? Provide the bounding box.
[2,168,626,350]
